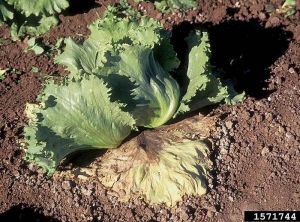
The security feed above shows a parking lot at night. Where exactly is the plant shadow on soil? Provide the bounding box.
[64,20,292,168]
[0,205,58,222]
[64,0,100,16]
[170,20,292,197]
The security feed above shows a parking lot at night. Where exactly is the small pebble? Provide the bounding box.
[261,147,270,156]
[62,180,72,190]
[285,132,295,140]
[288,67,295,74]
[259,12,266,20]
[225,121,233,130]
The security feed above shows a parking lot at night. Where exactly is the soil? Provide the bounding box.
[0,0,299,221]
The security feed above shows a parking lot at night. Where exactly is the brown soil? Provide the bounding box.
[0,0,299,221]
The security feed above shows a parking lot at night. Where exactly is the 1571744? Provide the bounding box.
[244,211,300,221]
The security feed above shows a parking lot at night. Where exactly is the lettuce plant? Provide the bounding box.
[277,0,296,17]
[153,0,197,12]
[135,0,196,12]
[24,5,243,205]
[0,0,69,39]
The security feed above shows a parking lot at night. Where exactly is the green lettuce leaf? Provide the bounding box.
[6,0,69,16]
[24,76,135,173]
[1,0,69,39]
[177,30,244,114]
[55,38,103,78]
[107,45,180,128]
[154,0,197,12]
[56,8,181,128]
[10,15,58,40]
[0,0,13,22]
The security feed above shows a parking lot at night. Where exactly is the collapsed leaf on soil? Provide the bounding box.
[74,115,214,206]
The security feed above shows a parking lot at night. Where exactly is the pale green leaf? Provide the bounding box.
[89,13,164,48]
[55,38,105,79]
[177,31,211,114]
[24,76,135,173]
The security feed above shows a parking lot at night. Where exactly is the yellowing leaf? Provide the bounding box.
[95,116,214,206]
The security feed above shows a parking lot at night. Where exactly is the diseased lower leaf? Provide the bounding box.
[100,140,209,205]
[85,115,214,206]
[24,76,135,173]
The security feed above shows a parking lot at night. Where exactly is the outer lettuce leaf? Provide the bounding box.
[56,11,179,78]
[88,7,179,72]
[89,12,163,48]
[55,38,103,78]
[6,0,69,16]
[24,76,135,174]
[95,115,214,206]
[177,31,244,115]
[99,139,209,206]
